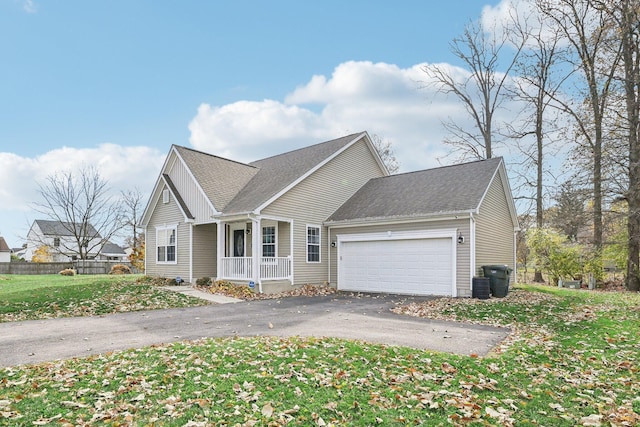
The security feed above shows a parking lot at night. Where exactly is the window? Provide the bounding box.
[53,237,60,247]
[163,189,169,204]
[157,226,177,263]
[306,225,320,263]
[262,226,276,257]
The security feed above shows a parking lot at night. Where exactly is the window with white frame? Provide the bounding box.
[306,225,320,263]
[156,226,177,263]
[262,226,276,258]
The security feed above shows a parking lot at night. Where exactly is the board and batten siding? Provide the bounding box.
[262,138,386,285]
[329,219,472,296]
[166,152,216,223]
[192,223,217,279]
[474,172,516,278]
[145,183,191,280]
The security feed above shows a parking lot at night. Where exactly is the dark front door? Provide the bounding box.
[233,229,245,257]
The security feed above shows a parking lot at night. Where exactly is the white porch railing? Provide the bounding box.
[220,256,291,281]
[260,256,291,280]
[220,257,252,279]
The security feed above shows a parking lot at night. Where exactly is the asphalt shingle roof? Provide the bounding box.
[101,242,126,255]
[327,157,503,222]
[0,237,10,252]
[222,133,362,214]
[35,220,101,238]
[174,145,258,212]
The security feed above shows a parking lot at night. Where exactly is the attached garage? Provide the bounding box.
[337,230,457,296]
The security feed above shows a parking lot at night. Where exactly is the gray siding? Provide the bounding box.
[262,138,386,285]
[277,221,291,257]
[475,172,516,278]
[192,223,217,279]
[328,219,472,296]
[166,152,217,223]
[145,183,191,280]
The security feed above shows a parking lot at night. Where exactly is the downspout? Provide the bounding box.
[470,213,476,285]
[189,223,193,283]
[143,225,147,274]
[215,220,223,282]
[327,226,331,285]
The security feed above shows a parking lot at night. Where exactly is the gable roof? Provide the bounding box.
[34,220,101,238]
[0,237,10,253]
[162,174,195,220]
[326,157,506,223]
[222,133,369,214]
[173,145,258,211]
[101,241,126,255]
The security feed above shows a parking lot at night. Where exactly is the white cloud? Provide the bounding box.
[0,144,165,247]
[189,60,523,173]
[189,61,472,171]
[22,0,37,13]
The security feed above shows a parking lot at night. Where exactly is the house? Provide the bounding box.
[26,220,104,262]
[141,132,518,297]
[96,242,128,262]
[0,237,10,263]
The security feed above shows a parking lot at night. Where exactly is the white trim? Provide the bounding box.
[255,132,368,212]
[189,223,193,283]
[290,220,294,285]
[261,222,278,258]
[476,159,519,231]
[173,146,219,215]
[155,224,178,265]
[470,213,477,291]
[162,189,169,204]
[215,220,224,281]
[361,131,391,176]
[336,229,457,297]
[325,213,473,228]
[306,224,321,264]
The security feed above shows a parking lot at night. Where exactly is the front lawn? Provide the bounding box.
[1,284,638,425]
[0,274,207,322]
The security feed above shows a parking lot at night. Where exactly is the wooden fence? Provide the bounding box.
[0,261,138,275]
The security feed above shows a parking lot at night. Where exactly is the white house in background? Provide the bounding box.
[0,237,10,263]
[25,220,122,262]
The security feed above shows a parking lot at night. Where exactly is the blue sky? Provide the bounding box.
[1,0,507,248]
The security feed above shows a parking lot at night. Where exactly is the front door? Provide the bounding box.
[233,229,245,257]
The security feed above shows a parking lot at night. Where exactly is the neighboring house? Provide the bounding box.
[141,132,518,297]
[0,237,10,263]
[96,242,128,262]
[26,220,103,262]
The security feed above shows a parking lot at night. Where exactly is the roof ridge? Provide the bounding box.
[173,144,258,169]
[250,132,364,164]
[372,156,503,180]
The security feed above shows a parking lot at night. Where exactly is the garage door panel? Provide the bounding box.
[338,237,454,296]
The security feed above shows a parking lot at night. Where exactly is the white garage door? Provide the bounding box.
[338,235,454,296]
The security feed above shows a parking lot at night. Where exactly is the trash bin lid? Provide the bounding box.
[482,264,512,272]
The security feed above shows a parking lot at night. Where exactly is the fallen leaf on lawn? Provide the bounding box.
[261,402,273,418]
[580,413,602,426]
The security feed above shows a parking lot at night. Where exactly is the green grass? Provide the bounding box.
[0,283,639,425]
[0,274,207,322]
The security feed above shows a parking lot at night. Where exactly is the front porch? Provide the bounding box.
[215,216,293,288]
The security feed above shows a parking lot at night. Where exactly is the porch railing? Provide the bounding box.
[220,257,252,279]
[260,256,291,280]
[220,256,291,281]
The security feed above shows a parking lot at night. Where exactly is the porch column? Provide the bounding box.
[251,217,261,292]
[216,221,224,281]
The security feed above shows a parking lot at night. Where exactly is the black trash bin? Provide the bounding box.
[472,277,491,299]
[481,265,513,298]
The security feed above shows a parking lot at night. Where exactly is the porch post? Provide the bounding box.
[216,220,224,281]
[251,217,261,292]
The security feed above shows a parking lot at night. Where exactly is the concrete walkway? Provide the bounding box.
[160,285,243,304]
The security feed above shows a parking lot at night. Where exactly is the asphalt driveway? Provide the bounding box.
[0,293,510,367]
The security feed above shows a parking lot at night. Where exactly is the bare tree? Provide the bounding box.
[371,134,400,174]
[121,187,145,249]
[538,0,622,249]
[507,8,570,282]
[591,0,640,291]
[34,167,124,260]
[422,19,524,159]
